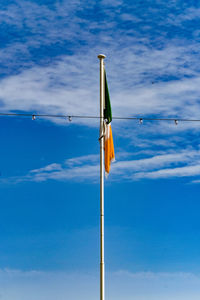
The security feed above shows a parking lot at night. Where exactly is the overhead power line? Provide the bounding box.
[0,112,200,124]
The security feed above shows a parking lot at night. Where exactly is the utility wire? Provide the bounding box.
[0,112,200,123]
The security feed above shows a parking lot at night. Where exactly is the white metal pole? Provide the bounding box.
[98,54,106,300]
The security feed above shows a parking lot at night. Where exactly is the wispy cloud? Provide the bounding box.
[4,148,200,184]
[7,154,99,183]
[112,148,200,181]
[1,48,200,130]
[135,164,200,180]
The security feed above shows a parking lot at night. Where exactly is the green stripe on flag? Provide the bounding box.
[104,72,112,124]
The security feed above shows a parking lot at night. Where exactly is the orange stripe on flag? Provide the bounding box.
[104,123,115,175]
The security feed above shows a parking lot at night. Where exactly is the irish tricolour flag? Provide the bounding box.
[104,71,115,175]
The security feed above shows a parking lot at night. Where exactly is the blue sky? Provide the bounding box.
[1,0,200,299]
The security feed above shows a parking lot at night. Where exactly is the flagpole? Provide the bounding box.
[98,53,106,300]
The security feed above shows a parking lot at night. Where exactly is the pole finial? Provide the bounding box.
[98,54,106,59]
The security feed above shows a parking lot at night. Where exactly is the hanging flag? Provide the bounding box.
[104,71,115,175]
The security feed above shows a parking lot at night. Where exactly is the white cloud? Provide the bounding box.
[11,154,99,183]
[30,163,62,173]
[65,154,99,166]
[135,164,200,180]
[191,179,200,184]
[4,148,200,184]
[0,55,99,123]
[111,148,200,181]
[1,48,200,131]
[167,7,200,25]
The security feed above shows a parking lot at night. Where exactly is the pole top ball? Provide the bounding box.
[98,54,106,59]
